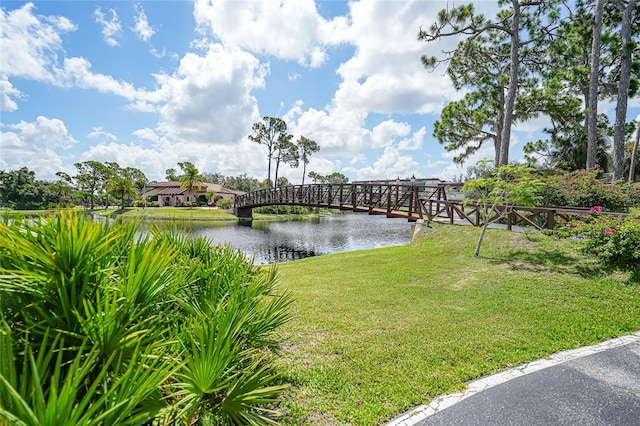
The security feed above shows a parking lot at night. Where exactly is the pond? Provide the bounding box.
[182,212,416,264]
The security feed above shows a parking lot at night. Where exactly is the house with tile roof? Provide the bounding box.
[142,182,246,207]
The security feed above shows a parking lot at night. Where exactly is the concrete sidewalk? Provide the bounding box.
[388,332,640,426]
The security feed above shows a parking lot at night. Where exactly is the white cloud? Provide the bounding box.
[398,126,426,151]
[0,2,76,91]
[1,4,161,109]
[0,116,76,178]
[332,0,467,117]
[132,127,159,143]
[193,0,348,68]
[81,135,270,183]
[370,120,411,149]
[346,146,420,181]
[87,126,117,142]
[94,6,122,47]
[268,0,480,178]
[290,102,427,161]
[291,104,369,154]
[132,3,156,42]
[0,75,22,111]
[80,142,170,181]
[59,57,136,96]
[154,43,268,145]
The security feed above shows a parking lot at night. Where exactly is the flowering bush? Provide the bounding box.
[536,169,631,212]
[559,208,640,282]
[624,183,640,206]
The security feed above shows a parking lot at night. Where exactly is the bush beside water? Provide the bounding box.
[0,210,292,425]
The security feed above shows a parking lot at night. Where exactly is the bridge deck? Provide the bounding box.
[234,181,621,230]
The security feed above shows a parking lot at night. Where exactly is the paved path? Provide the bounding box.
[388,332,640,426]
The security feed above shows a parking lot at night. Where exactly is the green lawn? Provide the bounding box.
[1,207,320,222]
[274,223,640,425]
[91,206,239,220]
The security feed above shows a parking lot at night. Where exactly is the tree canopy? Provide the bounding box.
[419,0,640,177]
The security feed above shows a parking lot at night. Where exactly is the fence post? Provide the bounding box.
[546,210,554,229]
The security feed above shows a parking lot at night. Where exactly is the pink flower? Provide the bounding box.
[604,229,616,236]
[579,169,587,174]
[590,206,603,214]
[594,163,601,169]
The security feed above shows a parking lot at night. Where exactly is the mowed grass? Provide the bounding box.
[92,206,238,220]
[274,223,640,425]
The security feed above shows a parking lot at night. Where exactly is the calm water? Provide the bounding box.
[183,212,415,264]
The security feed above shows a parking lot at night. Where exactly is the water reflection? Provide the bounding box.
[258,245,317,264]
[183,212,413,264]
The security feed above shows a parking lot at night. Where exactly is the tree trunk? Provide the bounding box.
[612,0,636,180]
[630,122,640,182]
[302,162,307,186]
[499,0,521,166]
[586,0,605,170]
[474,221,490,257]
[267,153,273,188]
[495,89,505,166]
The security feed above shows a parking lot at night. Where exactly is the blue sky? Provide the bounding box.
[1,1,638,183]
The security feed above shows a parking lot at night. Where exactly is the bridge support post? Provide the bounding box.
[235,207,253,226]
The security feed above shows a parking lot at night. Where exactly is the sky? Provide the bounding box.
[1,0,639,184]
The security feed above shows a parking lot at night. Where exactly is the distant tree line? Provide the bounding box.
[0,162,148,211]
[0,158,349,210]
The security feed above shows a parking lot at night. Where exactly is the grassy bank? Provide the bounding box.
[2,207,323,222]
[275,223,640,425]
[92,206,239,220]
[1,206,238,220]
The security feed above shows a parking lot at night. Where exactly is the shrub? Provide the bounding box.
[536,169,630,212]
[255,205,314,215]
[622,183,640,207]
[463,163,542,256]
[216,197,233,209]
[0,210,292,424]
[133,199,156,207]
[559,208,640,282]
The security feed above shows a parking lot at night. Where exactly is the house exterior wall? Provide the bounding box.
[144,182,244,207]
[160,190,205,207]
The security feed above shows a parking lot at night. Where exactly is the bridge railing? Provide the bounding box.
[234,182,461,218]
[234,181,626,230]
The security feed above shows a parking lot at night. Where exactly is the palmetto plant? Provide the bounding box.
[0,210,292,425]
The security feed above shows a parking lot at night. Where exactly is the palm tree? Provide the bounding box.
[107,174,137,210]
[205,189,217,206]
[178,162,205,208]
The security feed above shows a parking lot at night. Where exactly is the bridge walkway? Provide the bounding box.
[234,179,618,230]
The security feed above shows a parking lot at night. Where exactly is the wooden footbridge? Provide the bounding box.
[234,178,600,230]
